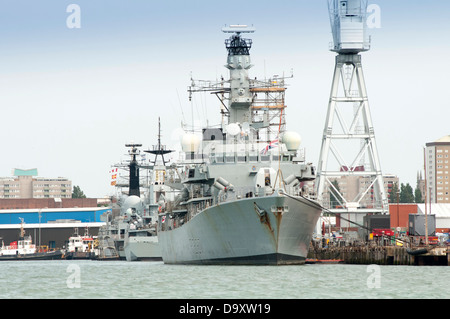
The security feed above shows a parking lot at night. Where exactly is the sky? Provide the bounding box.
[0,0,449,198]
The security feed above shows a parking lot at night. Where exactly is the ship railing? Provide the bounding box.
[207,150,306,164]
[217,186,258,203]
[215,185,315,204]
[168,185,313,229]
[186,198,215,219]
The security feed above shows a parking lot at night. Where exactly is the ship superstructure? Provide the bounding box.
[97,142,165,261]
[157,25,322,265]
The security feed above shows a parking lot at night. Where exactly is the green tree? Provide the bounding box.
[389,182,399,203]
[72,185,86,198]
[400,183,415,203]
[414,187,423,203]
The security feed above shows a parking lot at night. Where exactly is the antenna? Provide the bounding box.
[222,24,255,124]
[125,143,142,157]
[221,24,255,34]
[144,117,174,166]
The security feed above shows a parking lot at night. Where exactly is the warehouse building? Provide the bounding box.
[0,207,109,249]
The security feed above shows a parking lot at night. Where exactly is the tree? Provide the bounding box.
[72,185,86,198]
[414,187,423,203]
[389,182,399,203]
[400,183,415,203]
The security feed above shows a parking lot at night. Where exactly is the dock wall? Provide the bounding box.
[309,246,449,266]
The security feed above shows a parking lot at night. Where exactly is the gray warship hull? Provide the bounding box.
[124,236,162,261]
[158,193,321,265]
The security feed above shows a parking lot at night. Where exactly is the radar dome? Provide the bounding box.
[226,123,241,136]
[181,133,201,153]
[282,131,302,151]
[121,195,144,216]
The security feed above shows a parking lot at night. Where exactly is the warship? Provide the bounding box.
[156,25,322,265]
[123,118,176,261]
[97,141,167,261]
[122,194,161,262]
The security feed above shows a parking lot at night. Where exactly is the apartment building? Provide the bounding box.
[426,135,450,203]
[0,168,72,199]
[323,167,398,209]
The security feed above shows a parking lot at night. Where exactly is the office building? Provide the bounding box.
[426,136,450,203]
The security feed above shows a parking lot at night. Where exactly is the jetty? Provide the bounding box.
[308,244,449,266]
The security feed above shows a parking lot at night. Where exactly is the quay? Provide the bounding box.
[308,245,449,266]
[309,199,450,266]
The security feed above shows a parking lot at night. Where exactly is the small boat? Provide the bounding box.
[0,218,63,261]
[63,227,98,260]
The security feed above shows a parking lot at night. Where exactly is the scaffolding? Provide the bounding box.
[250,76,289,142]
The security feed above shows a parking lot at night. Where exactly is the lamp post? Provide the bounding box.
[38,209,41,251]
[396,190,400,231]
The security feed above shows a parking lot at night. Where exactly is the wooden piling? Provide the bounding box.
[308,245,448,266]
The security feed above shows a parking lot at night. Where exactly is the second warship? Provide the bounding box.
[97,143,163,261]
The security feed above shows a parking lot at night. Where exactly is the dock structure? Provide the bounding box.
[308,245,449,266]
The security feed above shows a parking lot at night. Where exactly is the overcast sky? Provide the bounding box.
[0,0,449,198]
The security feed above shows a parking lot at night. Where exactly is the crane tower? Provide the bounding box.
[316,0,388,226]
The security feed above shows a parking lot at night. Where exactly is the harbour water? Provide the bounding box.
[0,260,448,299]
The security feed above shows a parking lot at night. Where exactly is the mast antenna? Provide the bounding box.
[144,117,174,166]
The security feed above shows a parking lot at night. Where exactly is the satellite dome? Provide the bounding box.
[121,195,144,216]
[282,131,302,151]
[181,133,201,153]
[226,123,241,136]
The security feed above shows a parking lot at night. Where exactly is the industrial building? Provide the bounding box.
[0,169,111,250]
[322,203,450,237]
[386,203,449,233]
[0,206,109,249]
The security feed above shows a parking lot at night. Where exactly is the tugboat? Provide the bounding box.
[63,227,98,260]
[156,25,322,265]
[0,218,63,260]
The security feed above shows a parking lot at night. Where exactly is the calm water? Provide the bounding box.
[0,260,448,299]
